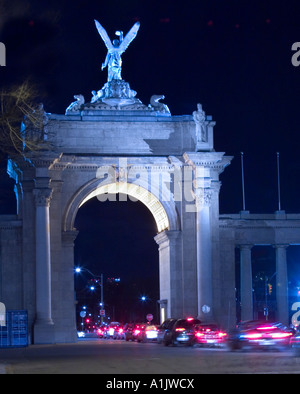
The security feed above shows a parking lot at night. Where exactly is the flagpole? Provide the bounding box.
[241,152,246,211]
[277,152,281,211]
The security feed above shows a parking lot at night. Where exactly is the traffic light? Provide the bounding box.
[268,284,272,295]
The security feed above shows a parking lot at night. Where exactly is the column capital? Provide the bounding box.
[192,187,212,208]
[183,152,233,174]
[33,188,53,207]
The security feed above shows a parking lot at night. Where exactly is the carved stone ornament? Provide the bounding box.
[72,82,171,113]
[23,103,49,142]
[85,80,147,110]
[33,188,53,207]
[192,187,212,208]
[65,95,85,114]
[148,95,170,114]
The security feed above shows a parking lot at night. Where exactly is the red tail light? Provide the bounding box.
[270,332,293,339]
[257,326,277,330]
[244,333,263,340]
[195,332,204,337]
[134,329,141,335]
[175,328,185,332]
[119,328,123,333]
[218,332,227,338]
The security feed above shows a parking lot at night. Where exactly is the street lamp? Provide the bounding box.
[74,266,98,277]
[139,295,148,321]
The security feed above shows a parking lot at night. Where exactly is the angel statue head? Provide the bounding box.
[94,20,140,82]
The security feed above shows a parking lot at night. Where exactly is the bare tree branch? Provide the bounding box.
[0,80,51,160]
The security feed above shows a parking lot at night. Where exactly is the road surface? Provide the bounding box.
[1,338,300,374]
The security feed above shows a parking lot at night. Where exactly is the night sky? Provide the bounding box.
[0,0,299,322]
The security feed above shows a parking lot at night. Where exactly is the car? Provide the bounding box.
[97,326,105,338]
[123,323,134,340]
[194,323,227,347]
[136,325,159,342]
[125,323,146,341]
[157,318,178,344]
[160,317,201,346]
[290,328,300,356]
[113,325,126,340]
[103,322,121,339]
[227,320,293,351]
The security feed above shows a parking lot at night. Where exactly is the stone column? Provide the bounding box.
[239,244,253,321]
[274,244,289,325]
[183,152,233,326]
[61,230,79,343]
[33,184,55,344]
[19,179,36,338]
[194,187,213,321]
[154,230,182,320]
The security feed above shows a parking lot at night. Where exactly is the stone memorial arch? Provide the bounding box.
[6,89,232,344]
[1,21,300,344]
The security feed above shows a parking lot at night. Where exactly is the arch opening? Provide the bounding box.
[78,182,170,233]
[74,193,160,325]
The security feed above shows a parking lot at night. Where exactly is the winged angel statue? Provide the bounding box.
[95,20,140,82]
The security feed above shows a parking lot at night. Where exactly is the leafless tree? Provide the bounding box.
[0,80,50,160]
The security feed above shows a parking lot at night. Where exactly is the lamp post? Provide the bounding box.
[100,274,104,323]
[140,295,148,321]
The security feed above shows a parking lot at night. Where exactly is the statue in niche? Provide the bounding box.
[94,19,140,82]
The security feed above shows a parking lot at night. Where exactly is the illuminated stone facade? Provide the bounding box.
[1,100,300,344]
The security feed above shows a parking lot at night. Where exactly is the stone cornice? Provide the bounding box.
[0,219,22,229]
[219,217,300,229]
